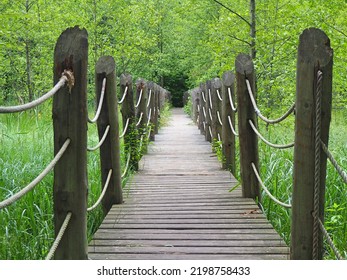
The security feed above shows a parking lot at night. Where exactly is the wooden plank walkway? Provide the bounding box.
[88,108,289,260]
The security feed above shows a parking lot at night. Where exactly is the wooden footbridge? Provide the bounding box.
[1,27,344,260]
[88,109,289,260]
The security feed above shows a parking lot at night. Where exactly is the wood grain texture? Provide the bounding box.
[89,108,288,260]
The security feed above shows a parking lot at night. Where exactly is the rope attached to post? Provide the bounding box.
[0,139,71,210]
[0,71,71,114]
[118,86,128,104]
[88,78,106,123]
[87,125,110,152]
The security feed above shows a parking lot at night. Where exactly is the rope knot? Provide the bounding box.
[62,70,75,93]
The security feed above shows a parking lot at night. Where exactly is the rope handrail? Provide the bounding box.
[118,86,128,104]
[249,120,294,149]
[201,91,207,103]
[316,215,344,260]
[121,152,131,179]
[245,79,295,124]
[313,70,323,259]
[217,110,223,126]
[208,108,213,121]
[208,89,213,109]
[45,212,72,260]
[147,89,152,108]
[202,106,207,119]
[147,108,152,127]
[228,87,237,112]
[135,89,143,108]
[228,116,239,137]
[136,112,144,127]
[0,139,71,210]
[0,72,71,114]
[251,163,292,208]
[87,125,110,152]
[88,78,106,124]
[216,89,223,101]
[321,140,347,184]
[87,169,113,212]
[119,118,130,139]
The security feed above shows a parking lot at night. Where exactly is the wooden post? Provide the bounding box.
[53,26,88,260]
[235,53,260,200]
[210,79,218,141]
[147,81,155,141]
[120,74,138,171]
[154,84,159,134]
[96,56,123,213]
[135,79,148,154]
[213,78,223,142]
[205,80,212,143]
[291,28,333,260]
[199,83,206,135]
[135,78,148,129]
[222,71,236,173]
[191,88,199,124]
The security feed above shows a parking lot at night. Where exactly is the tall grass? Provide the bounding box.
[0,102,172,259]
[256,109,347,259]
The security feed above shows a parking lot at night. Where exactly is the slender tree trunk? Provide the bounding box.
[250,0,256,59]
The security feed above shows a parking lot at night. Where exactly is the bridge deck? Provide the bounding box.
[88,108,289,260]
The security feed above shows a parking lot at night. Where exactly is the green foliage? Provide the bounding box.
[183,95,192,117]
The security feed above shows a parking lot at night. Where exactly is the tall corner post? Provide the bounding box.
[53,26,88,260]
[291,28,333,260]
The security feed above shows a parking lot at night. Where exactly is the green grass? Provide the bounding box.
[0,102,172,259]
[255,109,347,259]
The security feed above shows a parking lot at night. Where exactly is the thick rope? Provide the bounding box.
[118,86,128,104]
[228,116,239,137]
[208,89,213,109]
[147,89,152,108]
[88,78,106,124]
[217,111,223,126]
[251,163,292,208]
[45,212,72,260]
[245,79,295,124]
[201,91,207,103]
[208,108,213,122]
[321,141,347,184]
[136,112,144,127]
[313,70,323,259]
[202,106,207,119]
[121,152,132,179]
[119,118,130,139]
[249,120,294,149]
[0,139,70,210]
[135,89,143,108]
[197,104,200,113]
[87,169,113,212]
[147,108,152,127]
[228,88,237,112]
[216,89,223,101]
[316,216,344,260]
[87,125,110,152]
[0,72,69,114]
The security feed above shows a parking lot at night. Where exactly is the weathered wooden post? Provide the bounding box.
[96,56,123,213]
[205,80,212,143]
[291,28,333,260]
[210,79,218,141]
[53,26,88,259]
[235,53,260,200]
[136,79,148,154]
[199,83,206,135]
[154,84,160,134]
[213,78,223,142]
[191,88,199,124]
[120,74,138,171]
[147,81,155,141]
[222,71,236,173]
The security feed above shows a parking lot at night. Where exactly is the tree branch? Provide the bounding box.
[211,0,251,27]
[227,34,252,46]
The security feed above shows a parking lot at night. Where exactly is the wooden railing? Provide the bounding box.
[187,27,345,260]
[0,26,170,260]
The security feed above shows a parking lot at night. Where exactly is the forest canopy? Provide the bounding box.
[0,0,346,107]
